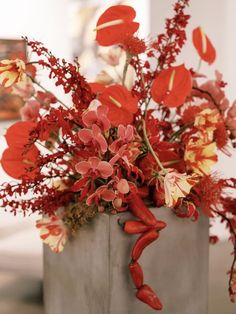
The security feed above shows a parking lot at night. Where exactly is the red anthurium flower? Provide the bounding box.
[98,85,138,126]
[5,121,36,148]
[192,27,216,65]
[116,178,130,194]
[151,64,192,108]
[95,5,139,46]
[1,145,39,179]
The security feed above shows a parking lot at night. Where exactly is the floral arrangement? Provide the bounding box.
[0,0,236,311]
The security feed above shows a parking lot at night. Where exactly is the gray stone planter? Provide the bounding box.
[44,208,209,314]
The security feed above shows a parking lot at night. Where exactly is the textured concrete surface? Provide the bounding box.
[0,220,235,313]
[44,208,209,314]
[209,241,236,314]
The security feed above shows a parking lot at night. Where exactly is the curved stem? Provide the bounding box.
[192,86,223,114]
[27,74,70,110]
[142,119,167,174]
[169,122,193,142]
[122,54,131,86]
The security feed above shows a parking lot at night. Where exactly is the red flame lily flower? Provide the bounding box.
[98,84,138,126]
[95,5,139,46]
[151,64,192,108]
[192,27,216,65]
[0,59,26,87]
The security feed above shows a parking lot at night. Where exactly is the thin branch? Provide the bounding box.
[213,209,236,298]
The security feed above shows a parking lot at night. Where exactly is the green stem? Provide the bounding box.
[122,53,131,86]
[169,122,193,142]
[142,119,167,174]
[197,58,202,72]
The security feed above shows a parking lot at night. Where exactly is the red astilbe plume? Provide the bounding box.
[193,174,224,217]
[122,36,146,56]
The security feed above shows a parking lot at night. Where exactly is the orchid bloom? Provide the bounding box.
[86,178,129,212]
[163,169,198,208]
[36,215,68,253]
[109,142,140,166]
[184,134,218,175]
[82,101,111,132]
[111,178,130,211]
[78,124,108,153]
[86,185,116,207]
[20,100,40,122]
[0,59,26,87]
[75,156,113,179]
[110,124,134,153]
[193,71,229,113]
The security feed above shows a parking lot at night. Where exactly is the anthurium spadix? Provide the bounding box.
[192,26,216,65]
[151,64,192,107]
[95,5,139,46]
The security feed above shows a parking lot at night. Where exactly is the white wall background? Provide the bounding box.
[0,0,236,250]
[0,0,71,259]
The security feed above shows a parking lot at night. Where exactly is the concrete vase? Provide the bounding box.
[44,208,209,314]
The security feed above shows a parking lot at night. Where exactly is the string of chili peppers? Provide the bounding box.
[120,192,167,311]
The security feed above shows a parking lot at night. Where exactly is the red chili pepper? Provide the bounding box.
[124,220,152,234]
[129,261,143,289]
[154,220,167,231]
[137,185,149,198]
[128,193,157,226]
[124,220,167,234]
[131,229,159,261]
[136,284,163,310]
